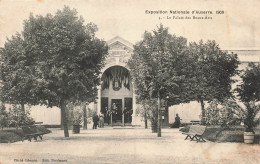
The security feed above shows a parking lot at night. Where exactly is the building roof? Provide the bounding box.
[226,50,260,63]
[107,36,134,50]
[107,37,260,63]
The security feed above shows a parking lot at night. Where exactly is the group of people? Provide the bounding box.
[92,113,104,129]
[93,112,181,129]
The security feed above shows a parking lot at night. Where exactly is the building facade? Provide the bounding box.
[95,36,139,126]
[29,37,260,126]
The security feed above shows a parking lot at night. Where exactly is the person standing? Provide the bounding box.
[99,114,104,128]
[92,114,99,129]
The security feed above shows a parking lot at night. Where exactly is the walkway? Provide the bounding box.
[0,127,259,164]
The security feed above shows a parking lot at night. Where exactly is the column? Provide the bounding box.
[108,97,112,126]
[97,86,101,114]
[132,82,137,125]
[122,97,125,126]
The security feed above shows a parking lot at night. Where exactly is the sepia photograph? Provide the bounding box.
[0,0,260,163]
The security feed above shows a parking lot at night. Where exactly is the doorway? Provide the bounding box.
[111,99,122,123]
[124,98,133,123]
[101,97,109,124]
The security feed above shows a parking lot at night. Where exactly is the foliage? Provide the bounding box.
[128,25,190,136]
[128,24,190,104]
[0,34,36,106]
[205,100,221,125]
[72,108,83,125]
[242,102,260,132]
[219,99,244,127]
[20,6,107,106]
[187,40,239,124]
[87,107,96,121]
[7,105,34,128]
[236,63,260,103]
[205,99,243,127]
[0,103,8,130]
[227,100,260,132]
[137,99,158,124]
[207,98,260,132]
[236,63,260,132]
[128,25,239,127]
[66,102,84,125]
[0,103,34,129]
[0,6,108,137]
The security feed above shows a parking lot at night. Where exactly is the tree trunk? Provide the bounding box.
[157,92,161,137]
[68,107,73,130]
[60,100,69,137]
[21,103,25,112]
[200,100,206,125]
[144,109,148,129]
[61,109,64,130]
[143,104,148,129]
[165,103,169,126]
[145,117,148,129]
[83,103,87,129]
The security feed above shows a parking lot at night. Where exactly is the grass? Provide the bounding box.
[179,125,260,143]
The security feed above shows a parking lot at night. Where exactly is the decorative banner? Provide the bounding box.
[101,66,130,91]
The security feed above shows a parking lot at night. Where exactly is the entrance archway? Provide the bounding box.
[100,66,133,126]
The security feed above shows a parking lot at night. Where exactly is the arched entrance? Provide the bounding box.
[100,66,133,126]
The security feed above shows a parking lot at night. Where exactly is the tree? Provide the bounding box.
[187,40,239,124]
[0,6,108,137]
[0,34,37,111]
[236,63,260,132]
[236,63,260,103]
[137,98,158,132]
[128,25,190,137]
[82,102,88,129]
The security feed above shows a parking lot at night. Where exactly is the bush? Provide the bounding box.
[0,104,8,130]
[137,98,158,126]
[205,99,243,128]
[72,108,83,125]
[7,105,34,128]
[205,99,221,125]
[241,102,260,132]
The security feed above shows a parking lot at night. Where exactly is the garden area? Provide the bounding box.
[0,104,52,143]
[128,25,260,143]
[0,101,97,143]
[0,7,259,144]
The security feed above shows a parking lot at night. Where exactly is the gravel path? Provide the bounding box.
[0,127,259,164]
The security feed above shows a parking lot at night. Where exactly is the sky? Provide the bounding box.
[0,0,260,50]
